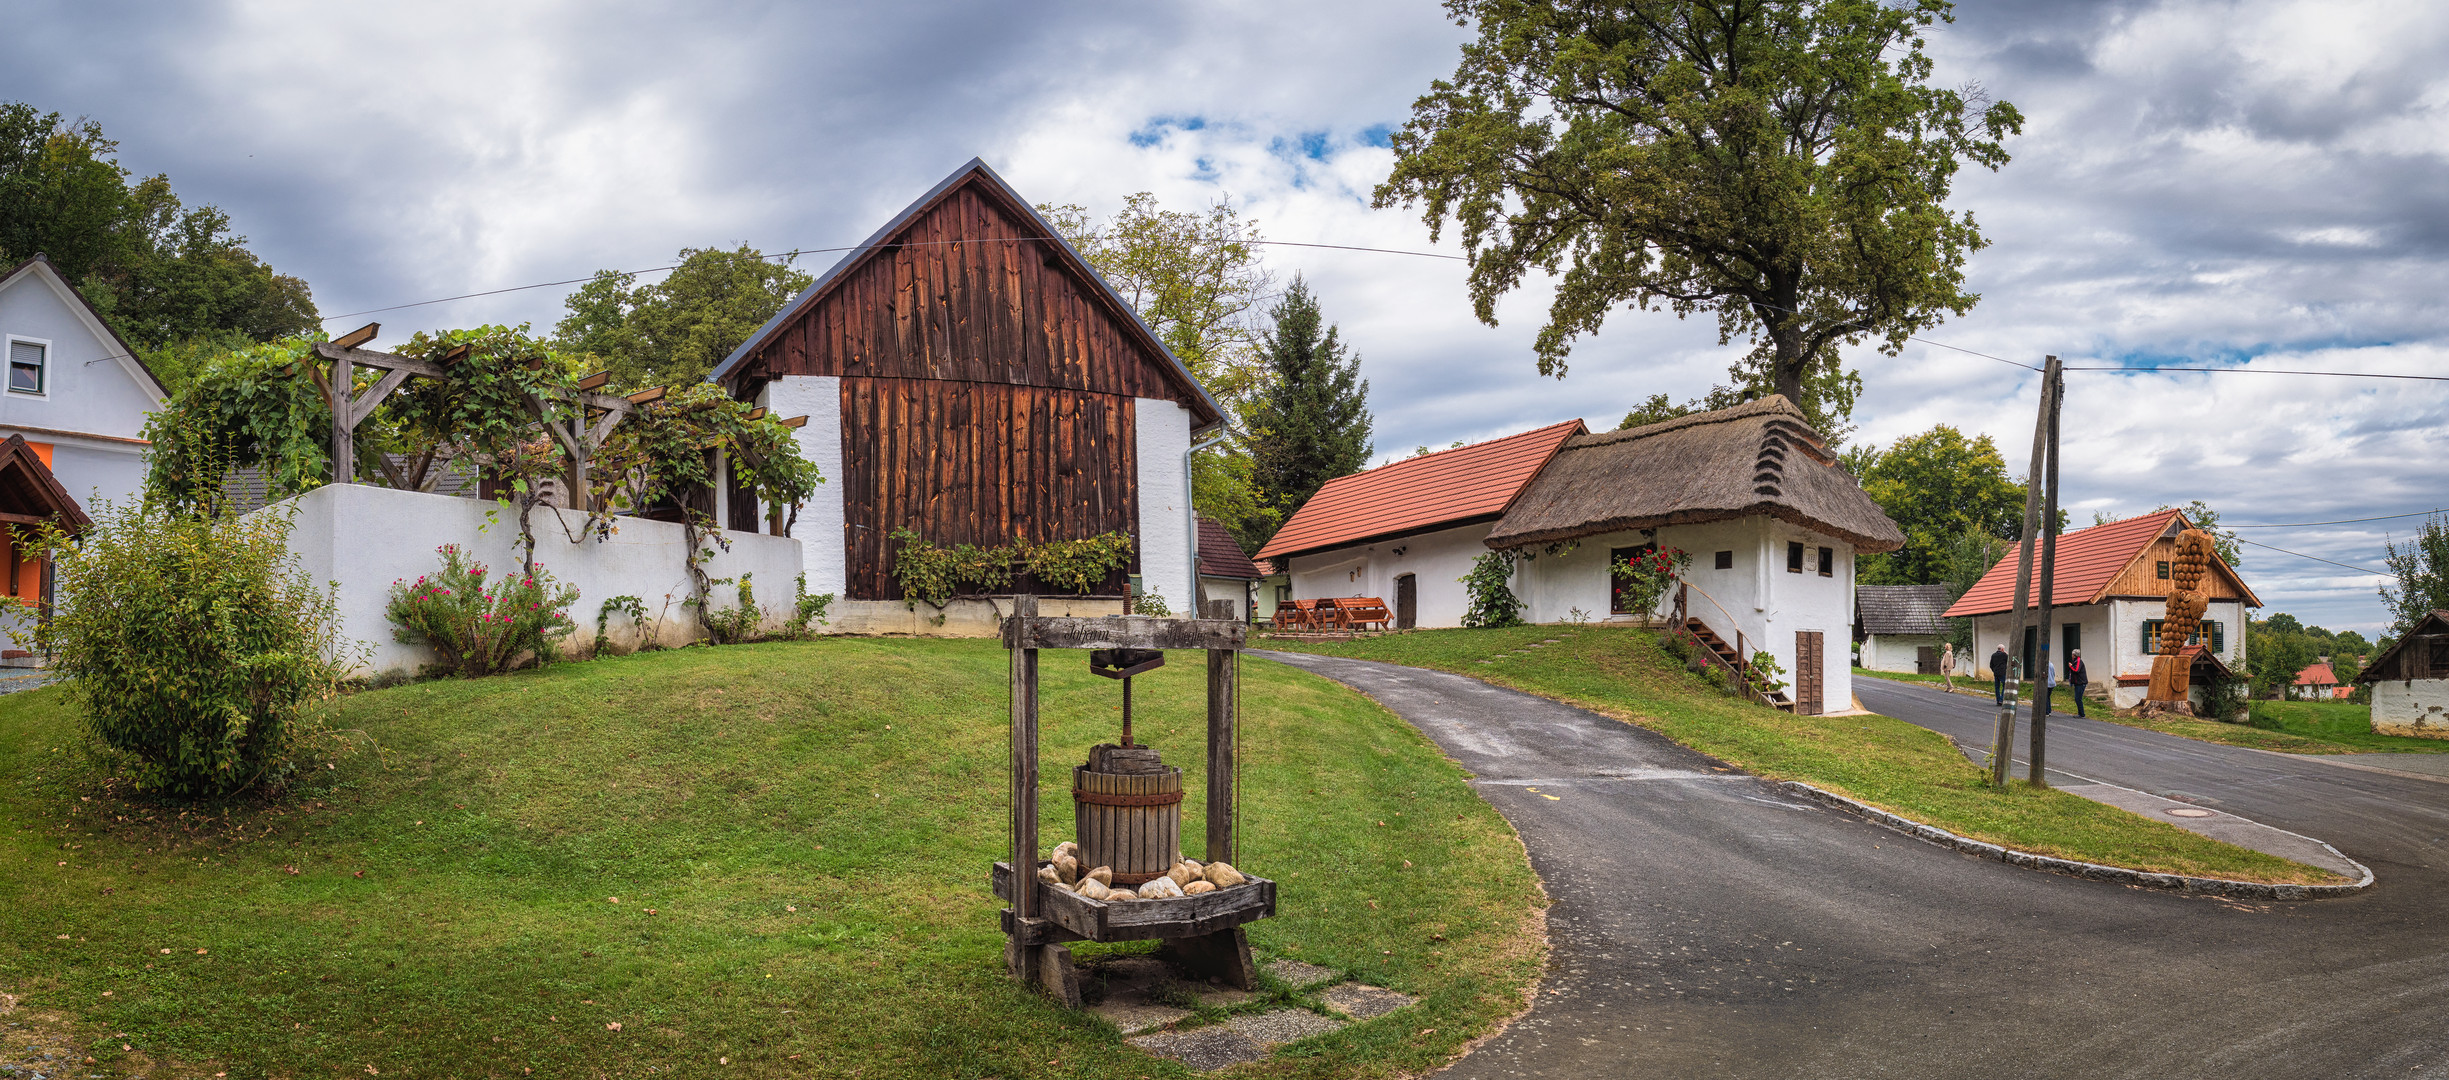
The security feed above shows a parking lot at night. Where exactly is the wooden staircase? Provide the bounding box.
[1682,615,1794,712]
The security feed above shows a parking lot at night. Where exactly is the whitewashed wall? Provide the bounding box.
[1286,519,1493,628]
[269,484,803,676]
[1860,633,1946,673]
[1133,398,1193,615]
[758,376,845,598]
[2370,680,2449,738]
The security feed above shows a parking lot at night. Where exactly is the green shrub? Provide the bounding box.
[27,500,361,798]
[593,594,648,656]
[783,574,833,639]
[385,544,578,676]
[887,527,1136,605]
[1460,550,1525,628]
[702,573,763,644]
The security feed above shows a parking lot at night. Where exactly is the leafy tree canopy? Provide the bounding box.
[0,102,318,388]
[1376,0,2021,429]
[1848,424,2026,586]
[553,246,813,390]
[1038,193,1274,404]
[2380,512,2449,636]
[1241,276,1372,549]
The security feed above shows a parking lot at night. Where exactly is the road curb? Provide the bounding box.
[1778,780,2376,900]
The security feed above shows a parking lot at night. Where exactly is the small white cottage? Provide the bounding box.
[2355,610,2449,739]
[1943,509,2260,710]
[1262,398,1903,715]
[1481,397,1905,715]
[1855,584,1953,673]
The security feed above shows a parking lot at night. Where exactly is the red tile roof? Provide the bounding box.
[1255,420,1586,560]
[1942,509,2262,618]
[2294,661,2337,687]
[1196,517,1261,579]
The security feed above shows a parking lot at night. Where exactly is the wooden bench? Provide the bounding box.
[1324,596,1393,632]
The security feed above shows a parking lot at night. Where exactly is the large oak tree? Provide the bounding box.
[1376,0,2022,422]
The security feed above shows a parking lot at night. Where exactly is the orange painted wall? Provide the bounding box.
[11,441,50,601]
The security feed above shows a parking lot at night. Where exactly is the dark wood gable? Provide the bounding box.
[723,167,1217,419]
[716,161,1219,602]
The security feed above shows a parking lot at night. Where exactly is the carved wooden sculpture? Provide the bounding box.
[2144,528,2215,711]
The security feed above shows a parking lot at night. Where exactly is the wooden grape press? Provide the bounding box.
[993,596,1276,1007]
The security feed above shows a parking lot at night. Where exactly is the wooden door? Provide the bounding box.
[1916,645,1938,675]
[1395,574,1417,630]
[1796,631,1825,715]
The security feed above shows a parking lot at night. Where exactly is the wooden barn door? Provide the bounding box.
[1916,645,1938,675]
[1395,574,1417,629]
[1795,631,1825,715]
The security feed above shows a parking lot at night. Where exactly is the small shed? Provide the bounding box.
[2355,611,2449,739]
[1854,584,1952,674]
[1194,516,1261,621]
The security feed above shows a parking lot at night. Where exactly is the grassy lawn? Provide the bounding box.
[1853,668,2449,755]
[0,639,1544,1079]
[1260,626,2340,886]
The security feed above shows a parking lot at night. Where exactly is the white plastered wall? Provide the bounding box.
[1286,519,1494,628]
[1860,633,1946,673]
[759,376,845,598]
[1133,398,1193,614]
[270,484,804,675]
[2371,680,2449,738]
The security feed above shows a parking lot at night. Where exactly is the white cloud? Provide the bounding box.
[2,0,2439,633]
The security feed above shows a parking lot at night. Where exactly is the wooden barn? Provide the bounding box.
[708,159,1226,630]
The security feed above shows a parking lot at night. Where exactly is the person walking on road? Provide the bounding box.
[1940,643,1957,691]
[1989,644,2012,705]
[2066,649,2089,717]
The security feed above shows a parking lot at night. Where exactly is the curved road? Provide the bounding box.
[1260,652,2449,1079]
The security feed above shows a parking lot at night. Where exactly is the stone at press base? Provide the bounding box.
[1087,865,1113,886]
[1075,878,1111,900]
[1183,858,1204,877]
[1054,854,1080,885]
[1139,875,1186,899]
[1183,880,1217,895]
[1051,840,1079,864]
[1167,862,1196,888]
[1203,862,1247,888]
[1037,864,1062,887]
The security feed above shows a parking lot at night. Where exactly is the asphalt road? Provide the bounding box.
[1259,651,2449,1080]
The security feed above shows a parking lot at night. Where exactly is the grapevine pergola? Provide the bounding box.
[308,321,806,510]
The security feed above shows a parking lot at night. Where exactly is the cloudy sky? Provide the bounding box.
[10,0,2444,633]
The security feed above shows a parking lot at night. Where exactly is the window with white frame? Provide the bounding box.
[7,339,43,395]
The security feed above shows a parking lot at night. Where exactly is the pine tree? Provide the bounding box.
[1245,276,1371,543]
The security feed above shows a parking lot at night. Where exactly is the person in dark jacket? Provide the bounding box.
[1990,643,2012,705]
[2066,649,2089,717]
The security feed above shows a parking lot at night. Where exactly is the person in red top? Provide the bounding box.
[2065,649,2089,717]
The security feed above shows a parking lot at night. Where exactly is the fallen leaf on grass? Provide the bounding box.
[196,948,208,955]
[645,908,657,915]
[606,1022,623,1031]
[354,870,365,878]
[284,865,300,875]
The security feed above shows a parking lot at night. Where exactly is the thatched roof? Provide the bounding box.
[1482,396,1904,552]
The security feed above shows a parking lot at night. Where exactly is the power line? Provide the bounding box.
[2228,508,2449,529]
[318,236,1469,324]
[2064,363,2449,383]
[2232,535,2389,576]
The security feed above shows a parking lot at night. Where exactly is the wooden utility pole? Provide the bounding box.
[2030,357,2063,787]
[1993,356,2058,787]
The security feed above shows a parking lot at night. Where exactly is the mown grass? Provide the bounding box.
[0,639,1544,1080]
[1854,668,2449,755]
[1261,626,2341,885]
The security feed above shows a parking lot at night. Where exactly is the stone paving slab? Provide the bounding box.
[1227,1007,1347,1045]
[1323,982,1416,1021]
[1262,958,1339,988]
[1128,1026,1270,1070]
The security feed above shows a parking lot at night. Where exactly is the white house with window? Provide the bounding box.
[0,256,163,512]
[1944,510,2259,710]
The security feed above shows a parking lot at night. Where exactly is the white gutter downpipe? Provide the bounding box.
[1184,429,1227,616]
